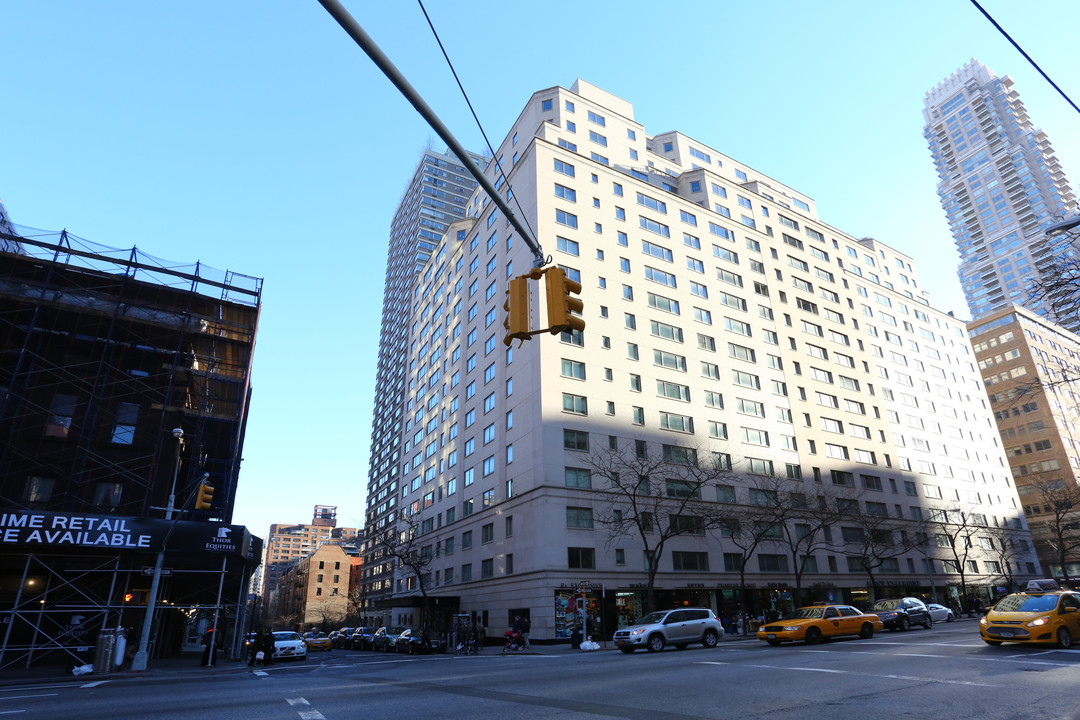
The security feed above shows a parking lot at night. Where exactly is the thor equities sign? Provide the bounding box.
[0,510,259,560]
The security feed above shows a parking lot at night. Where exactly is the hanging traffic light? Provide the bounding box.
[544,267,585,335]
[502,275,532,346]
[194,482,215,510]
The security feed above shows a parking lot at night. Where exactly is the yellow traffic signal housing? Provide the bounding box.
[194,482,215,511]
[502,275,532,346]
[544,267,586,335]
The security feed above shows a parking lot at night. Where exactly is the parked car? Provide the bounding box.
[271,631,307,661]
[927,603,955,623]
[371,626,407,652]
[757,604,883,645]
[395,628,446,654]
[871,597,933,631]
[350,627,377,650]
[981,579,1080,648]
[303,632,332,651]
[613,608,723,653]
[332,627,354,649]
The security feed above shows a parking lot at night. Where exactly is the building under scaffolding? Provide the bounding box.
[0,226,263,670]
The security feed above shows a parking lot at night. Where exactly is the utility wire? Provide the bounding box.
[416,0,539,246]
[970,0,1080,115]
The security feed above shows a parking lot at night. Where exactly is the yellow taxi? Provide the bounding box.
[302,632,333,651]
[757,603,884,645]
[980,579,1080,648]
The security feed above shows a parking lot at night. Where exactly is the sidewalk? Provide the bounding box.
[1,633,771,686]
[0,652,255,687]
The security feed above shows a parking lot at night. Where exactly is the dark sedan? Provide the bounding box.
[871,597,933,631]
[371,626,407,652]
[349,626,376,650]
[394,628,445,654]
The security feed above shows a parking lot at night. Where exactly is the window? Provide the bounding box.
[563,429,589,451]
[567,507,594,528]
[111,402,139,444]
[556,209,578,228]
[568,547,596,569]
[672,551,709,571]
[640,217,671,238]
[587,110,605,126]
[562,393,587,414]
[556,236,579,256]
[554,183,576,202]
[654,349,687,371]
[565,467,592,488]
[561,359,586,379]
[554,159,574,177]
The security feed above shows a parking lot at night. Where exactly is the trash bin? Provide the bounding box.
[93,629,117,675]
[570,627,583,650]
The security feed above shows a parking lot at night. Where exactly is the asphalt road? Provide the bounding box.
[5,623,1080,720]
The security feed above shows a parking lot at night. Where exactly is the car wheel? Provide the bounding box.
[767,640,782,646]
[805,627,822,645]
[899,616,910,632]
[1058,627,1073,649]
[702,630,719,648]
[923,616,933,630]
[646,634,665,653]
[859,623,874,639]
[408,644,415,655]
[983,639,1002,646]
[946,613,954,623]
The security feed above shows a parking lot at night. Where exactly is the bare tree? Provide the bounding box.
[588,441,739,613]
[370,511,435,624]
[718,503,778,614]
[746,474,849,606]
[307,598,346,633]
[982,523,1028,594]
[837,501,923,596]
[923,506,981,613]
[1026,478,1080,584]
[1026,244,1080,339]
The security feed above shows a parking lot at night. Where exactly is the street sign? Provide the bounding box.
[142,566,173,577]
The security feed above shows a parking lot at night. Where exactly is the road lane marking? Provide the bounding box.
[253,671,269,677]
[698,661,1001,687]
[80,681,109,688]
[297,712,325,720]
[0,711,27,715]
[0,694,59,701]
[803,648,1075,668]
[287,698,310,706]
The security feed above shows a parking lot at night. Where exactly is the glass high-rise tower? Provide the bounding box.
[360,147,483,621]
[923,60,1077,329]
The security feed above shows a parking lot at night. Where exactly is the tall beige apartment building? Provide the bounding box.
[969,305,1080,578]
[367,80,1041,640]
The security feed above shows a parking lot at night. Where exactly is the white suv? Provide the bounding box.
[613,608,723,653]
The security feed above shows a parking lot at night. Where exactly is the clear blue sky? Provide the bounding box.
[2,1,1078,538]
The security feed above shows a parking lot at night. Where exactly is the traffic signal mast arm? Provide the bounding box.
[317,0,545,267]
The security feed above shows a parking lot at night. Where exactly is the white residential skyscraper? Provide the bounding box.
[364,80,1041,639]
[922,60,1077,329]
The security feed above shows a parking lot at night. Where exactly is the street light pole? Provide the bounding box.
[130,428,184,671]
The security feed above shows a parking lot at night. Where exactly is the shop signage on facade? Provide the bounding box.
[0,510,259,560]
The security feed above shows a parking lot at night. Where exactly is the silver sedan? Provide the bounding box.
[927,603,955,623]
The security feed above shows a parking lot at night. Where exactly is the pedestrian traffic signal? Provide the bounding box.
[503,275,531,346]
[544,266,585,335]
[194,481,215,510]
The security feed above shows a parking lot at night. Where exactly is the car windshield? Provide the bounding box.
[273,632,300,641]
[387,626,406,634]
[872,599,902,611]
[994,594,1060,613]
[635,612,669,625]
[785,607,824,620]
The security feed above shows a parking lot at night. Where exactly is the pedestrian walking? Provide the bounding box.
[248,630,266,667]
[522,616,531,649]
